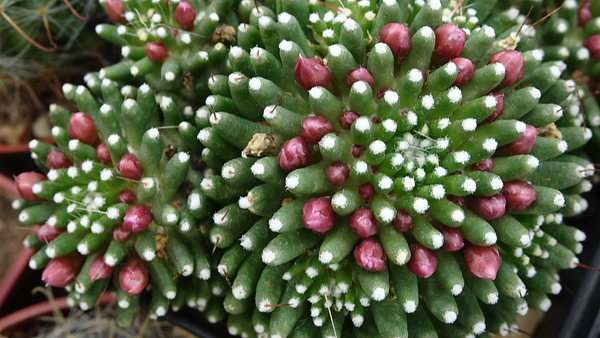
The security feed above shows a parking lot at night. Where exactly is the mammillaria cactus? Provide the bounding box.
[12,0,597,337]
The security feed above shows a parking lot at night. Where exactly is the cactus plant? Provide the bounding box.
[12,0,597,337]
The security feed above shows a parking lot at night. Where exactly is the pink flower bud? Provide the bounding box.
[174,1,196,31]
[278,136,311,171]
[46,149,72,169]
[391,209,413,232]
[407,244,438,278]
[37,224,65,243]
[586,35,600,59]
[294,56,335,93]
[578,1,593,27]
[112,224,133,242]
[68,112,99,145]
[351,144,365,158]
[358,182,374,201]
[464,244,502,280]
[301,116,334,144]
[301,197,336,233]
[89,254,114,282]
[437,224,464,251]
[118,189,136,204]
[339,110,359,130]
[467,194,506,221]
[450,57,475,86]
[15,172,47,201]
[145,42,169,61]
[349,206,378,238]
[327,162,350,186]
[481,93,504,124]
[495,124,537,156]
[117,154,143,180]
[470,158,493,172]
[447,195,465,207]
[378,23,411,60]
[432,24,466,66]
[104,0,127,24]
[502,181,537,212]
[96,143,111,165]
[42,253,84,287]
[119,257,149,296]
[377,87,392,100]
[347,67,375,89]
[354,238,387,272]
[122,205,153,233]
[489,50,525,89]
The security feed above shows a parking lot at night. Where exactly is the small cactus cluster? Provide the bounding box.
[12,0,598,337]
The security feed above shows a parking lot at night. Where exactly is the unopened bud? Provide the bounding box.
[339,111,360,130]
[467,194,506,221]
[104,0,127,24]
[145,42,169,61]
[347,67,375,89]
[489,50,525,89]
[391,209,413,232]
[326,162,350,186]
[302,197,336,233]
[68,112,98,145]
[578,1,593,27]
[37,224,65,243]
[349,206,378,238]
[407,244,438,278]
[42,253,84,287]
[46,149,72,169]
[15,172,47,201]
[89,254,114,282]
[122,205,152,233]
[113,223,133,242]
[358,182,374,201]
[464,244,502,280]
[301,116,334,144]
[354,238,387,272]
[481,93,505,124]
[278,136,311,171]
[117,154,143,180]
[96,143,111,164]
[495,124,536,156]
[117,189,136,204]
[470,158,493,172]
[432,24,466,66]
[586,34,600,59]
[119,257,149,296]
[378,23,411,60]
[174,1,196,31]
[451,57,475,86]
[294,56,335,93]
[502,181,536,212]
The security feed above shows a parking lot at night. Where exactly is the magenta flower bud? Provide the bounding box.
[391,209,413,232]
[326,162,350,186]
[481,93,505,124]
[489,50,525,89]
[15,172,47,201]
[119,257,149,296]
[42,253,84,287]
[349,206,378,238]
[358,182,375,201]
[378,23,411,60]
[46,149,72,169]
[578,1,593,27]
[89,254,114,282]
[467,194,506,221]
[447,195,465,207]
[351,144,365,158]
[502,180,537,212]
[122,205,153,233]
[145,42,169,61]
[470,158,493,172]
[294,56,335,93]
[339,110,360,130]
[117,189,136,204]
[438,225,465,251]
[377,87,392,100]
[347,67,375,89]
[96,143,111,165]
[278,136,311,171]
[495,124,537,156]
[301,197,336,233]
[37,224,65,243]
[464,244,502,280]
[407,244,438,278]
[432,24,466,66]
[104,0,127,24]
[586,35,600,59]
[112,224,133,242]
[174,1,196,31]
[68,112,99,145]
[354,238,387,272]
[301,116,334,144]
[450,57,475,86]
[117,154,143,180]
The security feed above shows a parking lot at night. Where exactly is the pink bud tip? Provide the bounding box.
[301,197,336,233]
[15,172,47,201]
[327,162,350,186]
[351,144,365,158]
[481,93,504,124]
[579,1,593,27]
[432,24,466,66]
[391,209,413,232]
[349,206,378,238]
[464,244,502,280]
[447,195,465,207]
[278,136,311,171]
[467,194,506,221]
[145,42,169,61]
[119,257,149,296]
[68,112,99,145]
[104,0,127,24]
[357,182,375,201]
[586,35,600,59]
[407,244,438,278]
[377,87,392,100]
[339,110,360,130]
[301,116,334,144]
[46,149,72,169]
[347,67,375,89]
[437,224,464,251]
[122,205,153,233]
[41,253,84,287]
[118,189,136,204]
[37,224,65,243]
[112,224,133,242]
[294,56,335,93]
[470,158,493,172]
[96,143,111,165]
[502,181,537,212]
[89,254,114,282]
[450,57,475,86]
[174,1,196,31]
[489,50,525,89]
[495,124,537,156]
[354,238,387,272]
[117,154,143,180]
[378,23,411,60]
